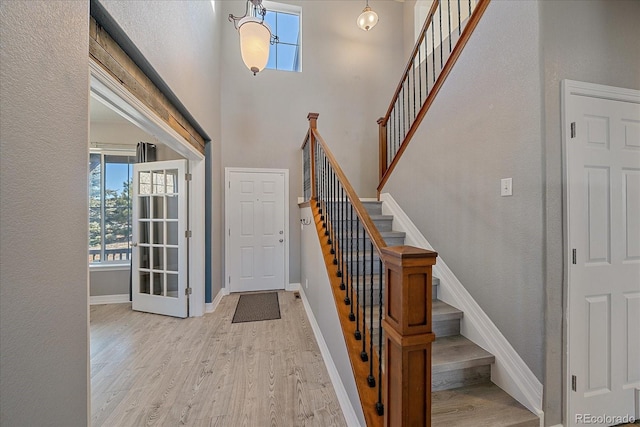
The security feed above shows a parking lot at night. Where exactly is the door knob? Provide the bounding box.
[132,242,138,247]
[279,239,284,243]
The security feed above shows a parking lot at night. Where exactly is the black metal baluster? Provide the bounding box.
[402,82,406,139]
[332,172,338,267]
[348,202,355,320]
[448,0,452,52]
[360,229,368,362]
[439,2,443,69]
[431,13,435,83]
[458,0,461,35]
[376,257,384,415]
[340,187,347,296]
[469,0,471,18]
[355,214,362,340]
[325,158,330,237]
[412,57,417,122]
[418,40,423,107]
[367,241,375,387]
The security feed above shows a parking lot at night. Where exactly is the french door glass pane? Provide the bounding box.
[166,222,178,245]
[89,153,101,262]
[153,222,164,244]
[167,274,178,298]
[153,273,163,295]
[140,272,150,294]
[140,246,150,269]
[166,195,178,219]
[140,221,150,244]
[152,196,164,219]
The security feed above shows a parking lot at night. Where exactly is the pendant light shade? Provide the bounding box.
[357,4,378,31]
[238,17,272,75]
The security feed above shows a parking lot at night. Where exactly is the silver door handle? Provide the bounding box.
[132,242,138,247]
[279,239,284,243]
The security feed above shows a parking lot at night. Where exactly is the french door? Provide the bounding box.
[132,159,189,318]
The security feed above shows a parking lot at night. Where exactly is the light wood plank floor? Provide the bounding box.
[90,291,347,427]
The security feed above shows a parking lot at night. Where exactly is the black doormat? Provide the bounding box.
[232,292,281,323]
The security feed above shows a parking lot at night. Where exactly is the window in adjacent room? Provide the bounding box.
[263,1,302,72]
[89,150,136,264]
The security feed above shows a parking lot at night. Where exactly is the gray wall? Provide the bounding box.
[220,0,405,286]
[539,1,640,424]
[299,207,365,426]
[98,0,225,298]
[0,2,90,425]
[384,0,545,380]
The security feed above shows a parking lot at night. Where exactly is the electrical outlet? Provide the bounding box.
[501,178,513,197]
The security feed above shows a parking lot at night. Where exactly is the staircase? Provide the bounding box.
[354,200,539,427]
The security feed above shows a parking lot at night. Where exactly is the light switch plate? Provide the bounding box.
[501,178,513,196]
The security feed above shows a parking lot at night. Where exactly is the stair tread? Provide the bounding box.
[432,335,495,373]
[334,214,393,221]
[432,382,539,427]
[433,299,463,321]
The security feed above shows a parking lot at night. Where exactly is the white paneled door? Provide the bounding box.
[565,81,640,426]
[226,169,287,293]
[132,160,189,318]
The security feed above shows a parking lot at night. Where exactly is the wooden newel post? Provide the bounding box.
[377,117,387,182]
[307,112,319,201]
[381,246,438,427]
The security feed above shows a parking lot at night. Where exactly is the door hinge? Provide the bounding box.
[570,122,576,138]
[572,375,577,391]
[185,287,192,295]
[228,276,231,284]
[185,230,192,238]
[228,229,231,236]
[572,249,577,264]
[185,173,192,181]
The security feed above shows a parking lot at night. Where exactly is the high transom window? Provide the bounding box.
[263,1,302,72]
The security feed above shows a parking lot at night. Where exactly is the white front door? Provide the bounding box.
[132,159,189,318]
[565,81,640,426]
[226,169,287,293]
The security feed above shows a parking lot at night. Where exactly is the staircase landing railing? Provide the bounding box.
[377,0,490,193]
[302,113,438,426]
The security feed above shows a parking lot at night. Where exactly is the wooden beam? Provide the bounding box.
[89,18,205,154]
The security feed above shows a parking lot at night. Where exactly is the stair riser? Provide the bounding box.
[324,201,383,216]
[331,219,393,232]
[335,235,405,251]
[432,365,491,392]
[433,319,460,338]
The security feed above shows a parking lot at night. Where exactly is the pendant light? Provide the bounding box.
[357,0,379,31]
[229,0,278,75]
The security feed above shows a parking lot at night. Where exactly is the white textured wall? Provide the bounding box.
[384,0,545,379]
[539,1,640,424]
[98,0,225,298]
[0,1,90,425]
[220,0,405,285]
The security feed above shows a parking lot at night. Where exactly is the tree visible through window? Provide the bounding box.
[89,152,135,264]
[264,2,301,72]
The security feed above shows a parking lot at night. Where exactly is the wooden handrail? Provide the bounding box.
[311,127,387,256]
[377,0,491,193]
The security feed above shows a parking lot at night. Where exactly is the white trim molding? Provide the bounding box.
[298,286,362,427]
[206,288,226,313]
[380,193,543,417]
[286,283,301,292]
[90,294,130,305]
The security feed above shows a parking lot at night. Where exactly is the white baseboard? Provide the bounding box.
[206,288,226,313]
[298,286,361,427]
[380,193,543,417]
[90,294,130,305]
[286,282,301,292]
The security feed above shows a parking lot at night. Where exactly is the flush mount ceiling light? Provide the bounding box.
[229,0,279,76]
[357,0,379,31]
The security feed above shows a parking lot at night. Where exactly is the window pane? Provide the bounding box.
[276,12,299,45]
[264,10,276,33]
[276,43,298,72]
[89,154,101,262]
